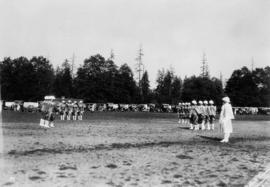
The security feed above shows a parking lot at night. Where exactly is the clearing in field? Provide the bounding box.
[0,111,270,186]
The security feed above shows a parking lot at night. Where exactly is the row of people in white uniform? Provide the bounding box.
[178,97,234,143]
[58,100,85,121]
[39,100,85,128]
[178,100,216,130]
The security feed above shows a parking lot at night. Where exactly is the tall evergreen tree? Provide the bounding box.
[171,76,182,104]
[73,54,138,103]
[141,71,150,103]
[225,66,270,106]
[30,56,55,100]
[1,57,18,100]
[1,57,35,101]
[116,63,138,103]
[182,76,223,106]
[155,69,178,104]
[0,56,54,101]
[53,60,73,98]
[74,54,107,102]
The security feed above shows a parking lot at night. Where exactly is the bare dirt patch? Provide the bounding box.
[0,111,270,186]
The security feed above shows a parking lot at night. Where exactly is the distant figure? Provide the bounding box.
[78,101,85,120]
[219,96,235,143]
[64,102,69,120]
[189,100,198,130]
[67,100,73,120]
[177,103,183,124]
[183,103,189,125]
[60,101,66,120]
[183,103,190,124]
[40,101,50,128]
[197,101,205,130]
[40,96,56,128]
[17,104,21,112]
[47,101,56,128]
[207,100,216,130]
[73,101,79,120]
[0,100,2,113]
[203,100,210,130]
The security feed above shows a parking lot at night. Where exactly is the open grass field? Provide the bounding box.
[0,111,270,187]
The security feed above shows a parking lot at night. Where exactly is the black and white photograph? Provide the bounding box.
[0,0,270,186]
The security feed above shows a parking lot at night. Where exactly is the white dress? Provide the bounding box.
[219,103,234,133]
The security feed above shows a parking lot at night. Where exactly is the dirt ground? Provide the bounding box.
[0,111,270,187]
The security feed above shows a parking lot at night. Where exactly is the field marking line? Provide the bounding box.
[245,163,270,187]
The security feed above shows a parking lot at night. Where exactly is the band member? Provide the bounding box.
[48,101,56,128]
[208,100,216,130]
[0,100,2,113]
[40,96,56,128]
[177,103,183,124]
[189,100,198,130]
[64,102,69,120]
[197,100,205,130]
[203,100,209,130]
[73,101,79,120]
[177,102,181,123]
[219,96,234,143]
[40,101,50,128]
[60,101,66,120]
[78,100,85,120]
[185,102,191,126]
[67,100,73,120]
[183,103,190,124]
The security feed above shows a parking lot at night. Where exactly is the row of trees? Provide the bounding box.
[0,55,269,106]
[0,56,54,101]
[226,66,270,107]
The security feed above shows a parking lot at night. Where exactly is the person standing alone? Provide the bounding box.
[219,96,234,143]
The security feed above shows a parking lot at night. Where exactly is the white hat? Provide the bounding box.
[222,97,230,103]
[209,100,214,104]
[203,100,208,105]
[79,101,83,103]
[191,100,197,105]
[198,100,203,105]
[179,102,182,105]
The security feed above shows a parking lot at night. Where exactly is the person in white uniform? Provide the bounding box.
[202,100,209,130]
[177,102,183,124]
[78,101,85,120]
[208,100,216,130]
[189,100,199,130]
[0,100,2,113]
[219,96,235,143]
[197,101,205,130]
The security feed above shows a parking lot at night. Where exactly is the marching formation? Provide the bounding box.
[58,100,85,121]
[177,100,217,131]
[39,96,86,128]
[177,97,235,143]
[38,95,234,143]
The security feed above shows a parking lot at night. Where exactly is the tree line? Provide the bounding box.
[0,55,269,106]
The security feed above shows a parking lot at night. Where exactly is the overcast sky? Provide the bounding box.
[1,0,269,87]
